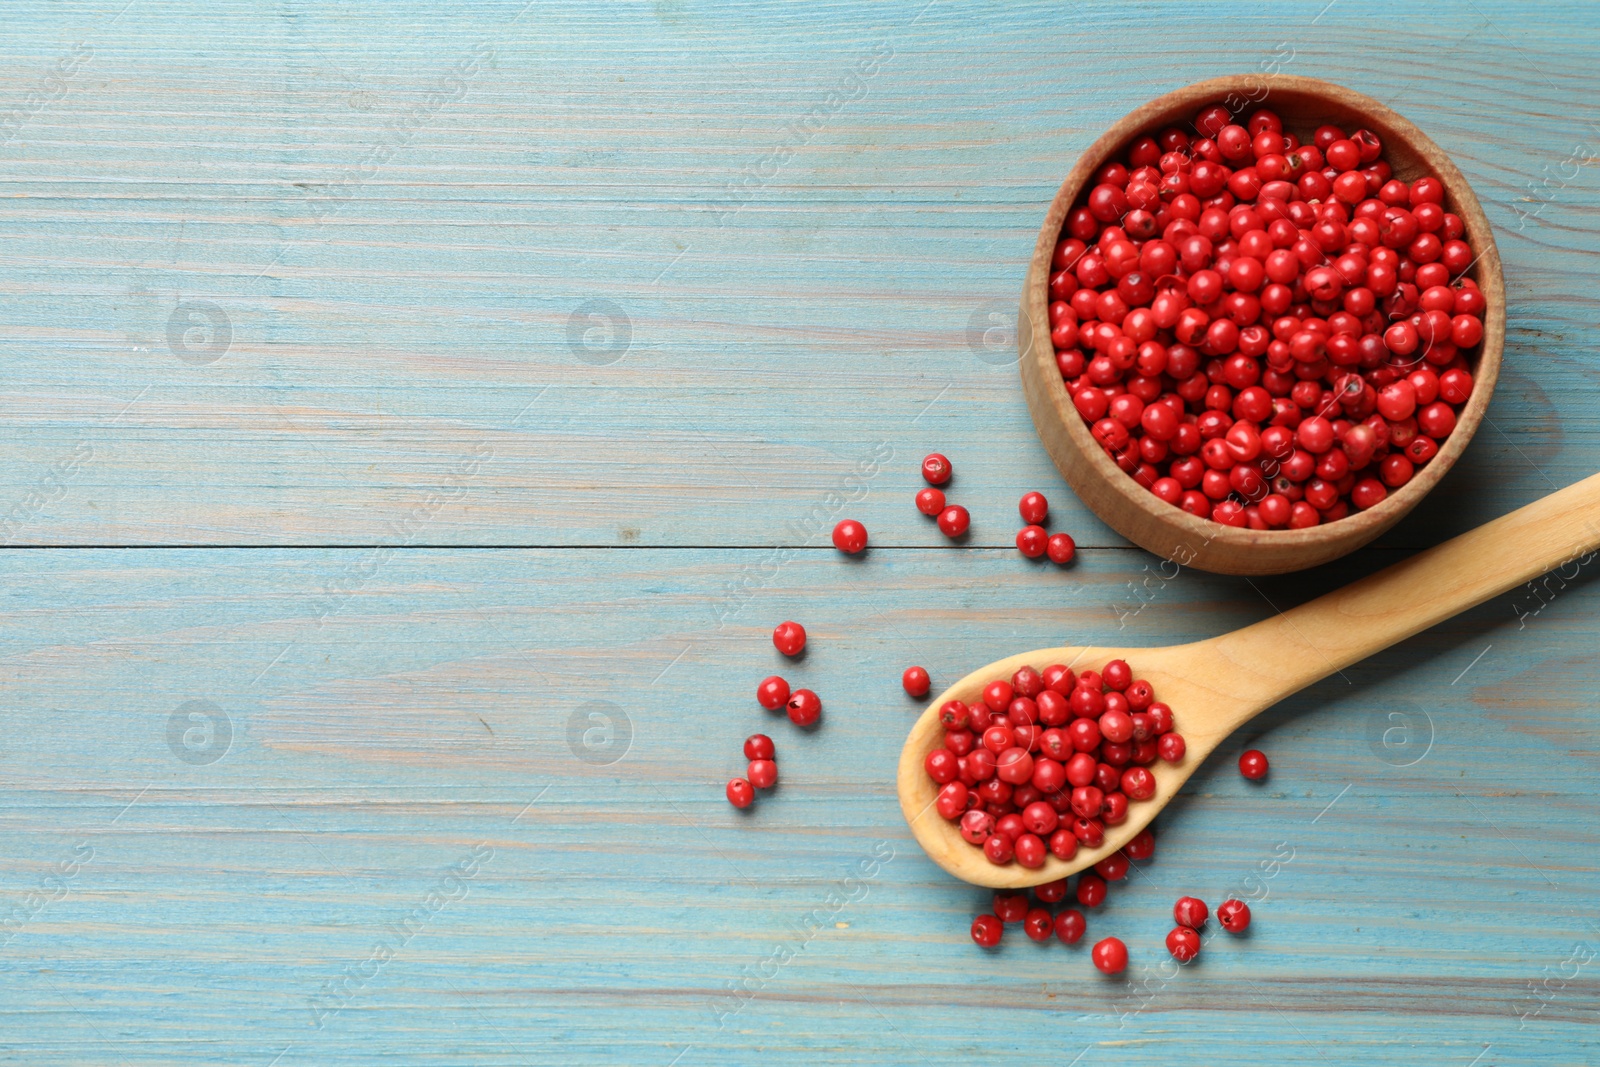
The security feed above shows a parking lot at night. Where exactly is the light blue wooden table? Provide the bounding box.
[2,1,1597,1063]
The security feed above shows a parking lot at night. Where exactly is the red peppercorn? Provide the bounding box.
[902,666,931,698]
[785,689,821,727]
[1035,877,1068,904]
[1174,896,1209,929]
[1024,907,1054,941]
[1102,659,1132,691]
[939,699,970,730]
[1124,828,1155,861]
[934,782,968,820]
[1094,853,1130,881]
[1091,937,1128,974]
[1157,732,1187,763]
[757,676,790,710]
[937,505,970,538]
[1016,525,1049,558]
[983,833,1014,865]
[772,621,806,657]
[970,913,1003,947]
[915,487,946,516]
[726,778,754,809]
[1013,832,1047,868]
[1046,533,1076,564]
[1238,749,1269,780]
[744,734,775,761]
[747,759,777,789]
[1166,926,1201,962]
[997,748,1035,786]
[959,810,994,845]
[1054,908,1087,944]
[1076,873,1108,908]
[993,891,1029,924]
[1218,898,1252,933]
[832,519,868,555]
[922,453,952,485]
[1019,491,1049,525]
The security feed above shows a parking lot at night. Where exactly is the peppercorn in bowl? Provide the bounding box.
[1018,75,1503,574]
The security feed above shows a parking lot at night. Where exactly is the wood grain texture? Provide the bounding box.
[0,0,1594,547]
[0,0,1597,1063]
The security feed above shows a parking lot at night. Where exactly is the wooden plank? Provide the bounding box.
[1,0,1598,1062]
[0,0,1595,545]
[0,546,1596,1063]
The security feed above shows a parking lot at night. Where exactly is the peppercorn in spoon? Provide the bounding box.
[898,471,1600,888]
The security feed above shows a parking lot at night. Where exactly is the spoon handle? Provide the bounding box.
[1211,471,1600,711]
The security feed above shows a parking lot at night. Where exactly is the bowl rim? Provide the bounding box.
[1021,74,1505,558]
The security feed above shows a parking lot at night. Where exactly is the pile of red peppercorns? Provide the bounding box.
[1014,489,1076,565]
[924,658,1184,870]
[970,851,1253,973]
[729,621,824,809]
[912,453,1077,564]
[1051,102,1485,528]
[915,452,971,539]
[723,448,1283,975]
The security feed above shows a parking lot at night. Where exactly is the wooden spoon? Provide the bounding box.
[898,472,1600,889]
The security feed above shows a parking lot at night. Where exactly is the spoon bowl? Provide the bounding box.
[899,472,1600,888]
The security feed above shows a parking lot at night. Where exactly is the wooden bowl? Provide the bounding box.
[1019,75,1505,575]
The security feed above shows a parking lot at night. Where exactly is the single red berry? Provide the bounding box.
[1024,907,1054,941]
[924,748,958,783]
[937,504,970,538]
[915,487,946,516]
[1073,816,1106,850]
[1166,926,1201,962]
[994,891,1029,923]
[1174,896,1209,929]
[902,666,931,698]
[785,689,821,726]
[983,833,1014,865]
[938,700,970,730]
[922,453,952,486]
[726,778,754,808]
[959,809,994,845]
[756,676,790,710]
[1076,873,1107,908]
[1124,828,1155,861]
[1046,533,1076,564]
[1034,877,1068,904]
[1218,898,1252,933]
[1094,853,1130,881]
[1091,936,1128,974]
[772,621,806,657]
[1014,832,1047,868]
[970,913,1003,948]
[934,782,968,819]
[1016,524,1049,558]
[982,679,1014,713]
[832,519,868,555]
[1054,908,1087,944]
[744,733,774,761]
[1019,491,1049,525]
[747,759,777,789]
[1157,732,1187,763]
[1239,749,1269,780]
